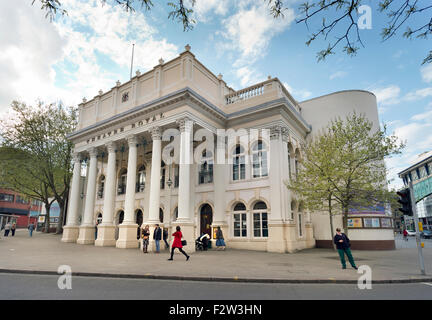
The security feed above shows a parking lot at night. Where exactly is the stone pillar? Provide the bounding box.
[77,148,98,245]
[62,153,82,243]
[212,130,228,245]
[95,141,117,247]
[175,117,195,252]
[116,135,139,248]
[146,127,162,252]
[267,126,287,253]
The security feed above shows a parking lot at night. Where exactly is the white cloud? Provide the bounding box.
[0,0,179,112]
[411,109,432,121]
[220,2,295,65]
[193,0,230,22]
[329,71,347,80]
[283,82,312,101]
[371,85,400,106]
[404,87,432,101]
[421,63,432,83]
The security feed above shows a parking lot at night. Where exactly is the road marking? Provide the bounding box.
[422,283,432,287]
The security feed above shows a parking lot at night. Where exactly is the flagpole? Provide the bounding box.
[130,43,135,79]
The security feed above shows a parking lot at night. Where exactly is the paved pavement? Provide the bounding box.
[0,229,431,283]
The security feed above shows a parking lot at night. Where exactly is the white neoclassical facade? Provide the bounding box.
[61,45,394,252]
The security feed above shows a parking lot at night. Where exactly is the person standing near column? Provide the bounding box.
[142,225,150,253]
[333,228,358,270]
[153,224,162,253]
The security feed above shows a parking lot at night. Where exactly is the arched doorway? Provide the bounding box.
[115,210,124,240]
[200,204,213,236]
[159,208,164,223]
[135,209,143,239]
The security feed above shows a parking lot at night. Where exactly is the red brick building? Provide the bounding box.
[0,188,41,228]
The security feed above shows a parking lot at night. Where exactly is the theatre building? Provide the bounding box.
[62,45,394,252]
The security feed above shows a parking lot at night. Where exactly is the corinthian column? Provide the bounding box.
[175,117,195,252]
[77,148,98,244]
[62,152,82,243]
[95,141,117,246]
[116,135,139,248]
[266,126,287,253]
[148,127,162,223]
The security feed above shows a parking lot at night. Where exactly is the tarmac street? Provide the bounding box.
[0,230,431,287]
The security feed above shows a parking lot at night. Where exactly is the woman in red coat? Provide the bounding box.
[168,226,190,261]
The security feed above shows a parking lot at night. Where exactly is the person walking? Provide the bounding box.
[142,225,150,253]
[153,224,162,253]
[215,226,226,250]
[334,228,358,270]
[163,228,169,249]
[28,223,35,237]
[4,222,11,237]
[11,223,16,236]
[403,229,408,241]
[168,226,190,261]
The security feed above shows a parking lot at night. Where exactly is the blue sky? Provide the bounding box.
[0,0,431,189]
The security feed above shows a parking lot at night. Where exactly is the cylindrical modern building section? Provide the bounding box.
[299,90,395,250]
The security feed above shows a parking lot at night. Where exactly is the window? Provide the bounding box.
[0,193,14,202]
[199,150,213,184]
[426,164,430,176]
[253,201,268,237]
[295,154,299,176]
[121,92,129,102]
[287,144,293,178]
[32,199,41,206]
[16,195,29,204]
[364,218,380,228]
[232,145,246,181]
[290,201,296,220]
[136,165,146,192]
[233,202,247,237]
[416,168,421,179]
[118,168,127,195]
[160,161,166,189]
[98,175,105,199]
[173,207,178,221]
[252,140,268,178]
[159,208,164,223]
[97,213,102,224]
[298,213,303,237]
[174,165,179,188]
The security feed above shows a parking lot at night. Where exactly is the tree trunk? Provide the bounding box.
[342,205,349,237]
[44,203,51,233]
[56,201,65,234]
[328,196,336,251]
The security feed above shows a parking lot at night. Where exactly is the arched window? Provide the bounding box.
[290,200,296,220]
[136,165,146,193]
[199,149,213,184]
[232,145,246,181]
[174,164,179,188]
[253,201,268,237]
[287,143,294,178]
[173,207,178,221]
[159,208,164,223]
[118,168,127,195]
[160,161,166,189]
[98,175,105,199]
[294,149,300,177]
[233,202,247,237]
[252,140,268,178]
[298,203,304,237]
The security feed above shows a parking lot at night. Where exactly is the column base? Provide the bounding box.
[77,225,96,245]
[95,224,116,247]
[116,223,139,248]
[266,223,287,253]
[61,225,79,243]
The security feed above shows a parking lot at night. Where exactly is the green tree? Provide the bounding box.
[287,113,405,237]
[0,101,77,234]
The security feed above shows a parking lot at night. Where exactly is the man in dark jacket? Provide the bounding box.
[333,228,358,270]
[153,224,162,253]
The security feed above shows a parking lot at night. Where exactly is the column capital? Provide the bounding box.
[72,152,82,162]
[176,117,193,133]
[149,126,162,141]
[87,147,98,158]
[106,140,117,153]
[281,127,289,142]
[269,126,282,140]
[126,135,138,146]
